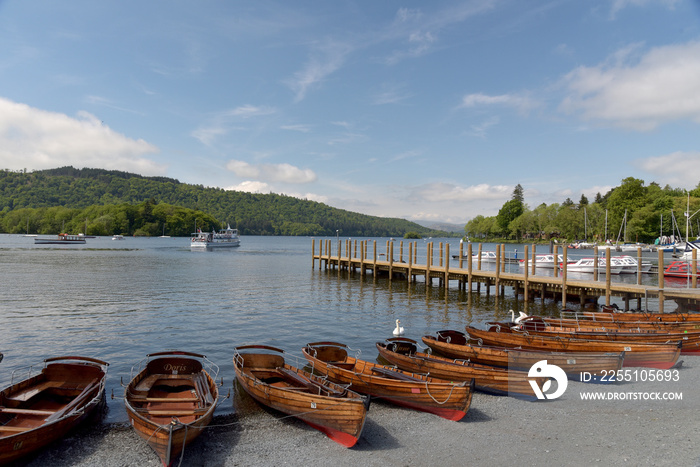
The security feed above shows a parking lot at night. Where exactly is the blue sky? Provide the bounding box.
[1,0,699,225]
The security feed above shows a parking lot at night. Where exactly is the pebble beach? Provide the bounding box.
[16,356,699,467]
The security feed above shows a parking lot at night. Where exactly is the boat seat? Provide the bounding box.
[7,381,63,402]
[276,367,345,397]
[144,409,206,416]
[328,361,356,371]
[0,425,32,433]
[129,396,200,403]
[0,407,57,416]
[134,374,191,393]
[371,367,425,382]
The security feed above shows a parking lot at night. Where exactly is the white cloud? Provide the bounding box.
[0,97,163,174]
[286,42,351,102]
[560,40,700,130]
[609,0,680,20]
[226,180,271,193]
[192,105,276,145]
[635,151,700,187]
[409,182,511,203]
[225,159,317,184]
[280,124,312,133]
[460,93,537,114]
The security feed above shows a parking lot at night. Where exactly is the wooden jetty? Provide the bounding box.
[311,239,700,313]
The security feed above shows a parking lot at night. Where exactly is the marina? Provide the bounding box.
[313,239,700,313]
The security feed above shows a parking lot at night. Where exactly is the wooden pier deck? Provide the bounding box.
[312,239,700,313]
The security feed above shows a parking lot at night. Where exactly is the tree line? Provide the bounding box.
[0,167,450,237]
[466,178,700,244]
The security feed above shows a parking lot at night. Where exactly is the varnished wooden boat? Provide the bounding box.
[302,341,473,421]
[466,326,681,369]
[124,351,219,466]
[542,315,700,331]
[233,345,368,448]
[376,338,549,399]
[499,317,700,355]
[0,356,108,464]
[422,330,624,382]
[574,307,700,323]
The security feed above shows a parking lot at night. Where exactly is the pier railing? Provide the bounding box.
[311,239,699,313]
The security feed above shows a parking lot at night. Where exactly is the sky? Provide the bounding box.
[1,0,700,226]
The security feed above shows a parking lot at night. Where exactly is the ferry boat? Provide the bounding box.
[190,225,240,249]
[34,233,86,245]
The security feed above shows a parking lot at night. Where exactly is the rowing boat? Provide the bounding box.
[376,338,549,398]
[466,326,681,369]
[124,351,219,466]
[233,345,368,448]
[421,330,624,382]
[503,318,700,355]
[302,341,473,421]
[0,356,108,464]
[573,307,700,323]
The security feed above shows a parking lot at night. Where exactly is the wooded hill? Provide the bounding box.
[0,167,449,237]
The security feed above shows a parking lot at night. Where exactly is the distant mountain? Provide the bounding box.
[0,167,454,237]
[414,220,465,233]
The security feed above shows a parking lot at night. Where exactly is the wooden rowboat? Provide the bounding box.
[0,356,109,464]
[498,317,700,355]
[573,307,700,323]
[233,345,368,448]
[124,351,219,466]
[541,315,700,331]
[376,338,549,399]
[421,330,624,383]
[302,341,473,421]
[466,326,681,370]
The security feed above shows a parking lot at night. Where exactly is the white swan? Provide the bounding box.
[393,319,405,336]
[510,310,529,324]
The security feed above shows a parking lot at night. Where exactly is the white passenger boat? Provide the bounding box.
[34,233,86,245]
[191,225,240,249]
[613,255,652,273]
[519,254,564,269]
[560,257,623,275]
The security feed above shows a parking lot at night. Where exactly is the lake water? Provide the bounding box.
[0,234,691,423]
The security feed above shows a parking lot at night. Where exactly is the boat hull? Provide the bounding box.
[233,345,367,447]
[0,356,108,464]
[302,342,473,421]
[421,330,624,383]
[466,326,681,370]
[376,339,550,398]
[125,352,219,466]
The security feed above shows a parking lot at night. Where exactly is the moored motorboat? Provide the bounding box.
[560,257,623,274]
[302,341,473,421]
[519,254,564,269]
[124,351,219,466]
[0,356,108,464]
[421,329,624,383]
[466,326,681,370]
[376,338,550,398]
[233,345,368,448]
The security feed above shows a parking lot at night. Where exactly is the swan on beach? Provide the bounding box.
[393,319,405,336]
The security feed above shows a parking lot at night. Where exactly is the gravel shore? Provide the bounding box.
[15,356,700,467]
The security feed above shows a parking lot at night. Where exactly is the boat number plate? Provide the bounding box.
[311,402,316,409]
[624,347,632,351]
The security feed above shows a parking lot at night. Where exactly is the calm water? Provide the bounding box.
[0,234,688,423]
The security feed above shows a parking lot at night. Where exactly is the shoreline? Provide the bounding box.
[18,356,700,466]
